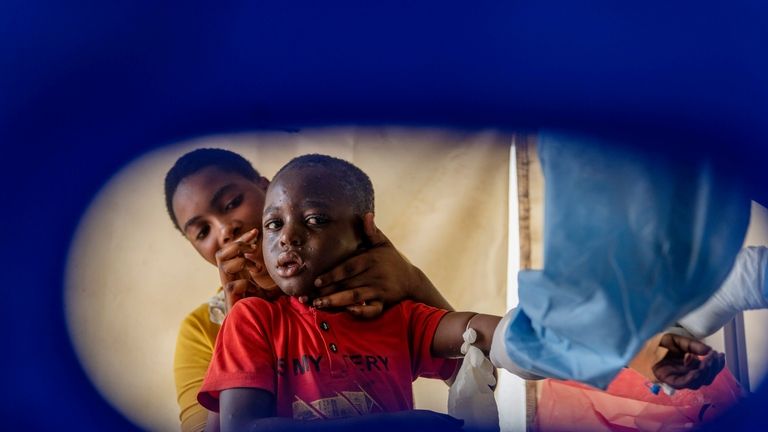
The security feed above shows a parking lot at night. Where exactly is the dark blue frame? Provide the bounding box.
[2,1,766,429]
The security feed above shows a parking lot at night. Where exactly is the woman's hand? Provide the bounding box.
[215,228,281,313]
[310,213,452,318]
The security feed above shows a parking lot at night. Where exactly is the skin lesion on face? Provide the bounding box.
[262,167,364,299]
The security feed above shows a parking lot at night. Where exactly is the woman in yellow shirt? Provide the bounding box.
[166,148,453,432]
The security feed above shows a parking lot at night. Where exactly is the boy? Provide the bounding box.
[197,154,499,431]
[166,149,454,431]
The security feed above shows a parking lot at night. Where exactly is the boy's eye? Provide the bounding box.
[224,194,243,211]
[195,225,210,241]
[306,215,328,226]
[264,219,282,230]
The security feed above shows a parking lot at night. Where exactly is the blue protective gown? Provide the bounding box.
[503,131,751,388]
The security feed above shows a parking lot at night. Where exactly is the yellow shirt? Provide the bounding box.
[174,300,221,432]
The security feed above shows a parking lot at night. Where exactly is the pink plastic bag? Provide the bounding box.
[536,368,744,431]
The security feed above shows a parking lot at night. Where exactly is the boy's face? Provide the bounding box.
[262,166,362,298]
[171,166,275,289]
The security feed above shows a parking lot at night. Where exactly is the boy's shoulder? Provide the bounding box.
[375,300,449,327]
[227,295,312,323]
[230,295,291,314]
[394,299,446,315]
[218,296,293,335]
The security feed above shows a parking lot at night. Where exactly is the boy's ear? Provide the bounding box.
[257,176,270,191]
[355,215,373,249]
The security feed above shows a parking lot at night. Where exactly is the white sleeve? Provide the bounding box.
[679,246,768,338]
[489,308,544,380]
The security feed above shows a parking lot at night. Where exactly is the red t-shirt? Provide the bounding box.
[198,296,457,420]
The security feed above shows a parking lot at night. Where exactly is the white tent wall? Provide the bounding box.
[65,127,511,431]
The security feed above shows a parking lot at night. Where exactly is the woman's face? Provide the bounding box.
[171,166,275,288]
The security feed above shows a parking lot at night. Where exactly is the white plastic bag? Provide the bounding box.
[448,327,500,432]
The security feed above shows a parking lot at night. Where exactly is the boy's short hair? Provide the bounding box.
[275,154,375,215]
[164,148,262,231]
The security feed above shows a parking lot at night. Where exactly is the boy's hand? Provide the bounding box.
[216,228,281,313]
[310,213,418,318]
[652,333,726,390]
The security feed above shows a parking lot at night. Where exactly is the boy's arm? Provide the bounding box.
[430,310,542,383]
[219,388,463,432]
[312,213,453,317]
[435,310,726,388]
[431,312,500,358]
[218,388,274,432]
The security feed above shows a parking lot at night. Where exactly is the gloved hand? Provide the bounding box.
[448,325,500,432]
